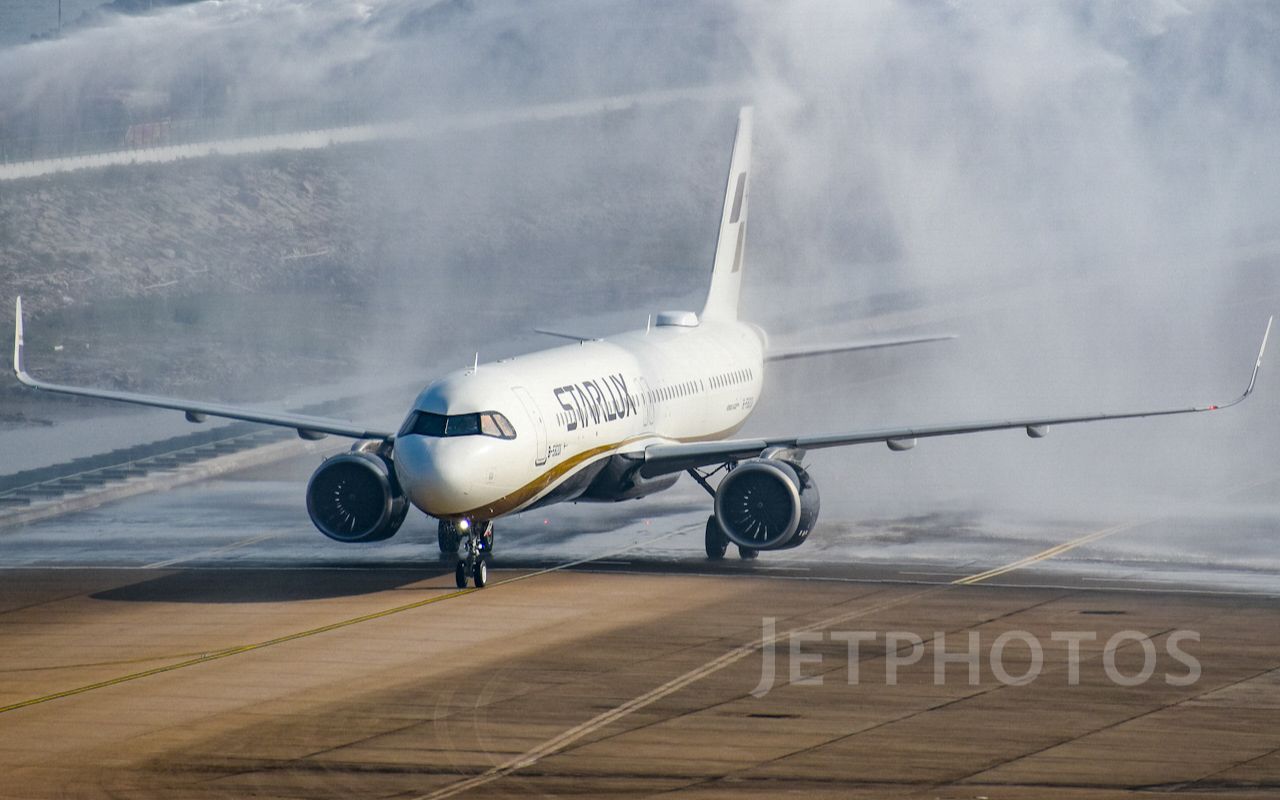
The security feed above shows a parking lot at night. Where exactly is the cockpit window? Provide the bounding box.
[491,413,516,438]
[445,414,481,436]
[402,412,446,437]
[400,410,516,440]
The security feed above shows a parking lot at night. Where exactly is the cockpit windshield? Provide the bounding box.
[399,410,516,440]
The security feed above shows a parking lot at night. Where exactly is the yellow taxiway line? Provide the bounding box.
[952,520,1141,586]
[0,586,477,715]
[0,526,693,717]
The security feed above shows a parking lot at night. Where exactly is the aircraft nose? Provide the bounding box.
[393,435,477,516]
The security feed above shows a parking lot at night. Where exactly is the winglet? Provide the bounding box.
[1212,315,1272,410]
[1246,315,1273,398]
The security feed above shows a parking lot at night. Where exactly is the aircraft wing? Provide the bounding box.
[766,333,955,362]
[640,317,1272,478]
[12,298,395,441]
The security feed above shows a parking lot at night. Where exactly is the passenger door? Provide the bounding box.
[512,386,549,467]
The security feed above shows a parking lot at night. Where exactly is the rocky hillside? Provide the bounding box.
[0,150,364,326]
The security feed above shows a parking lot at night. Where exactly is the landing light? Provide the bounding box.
[458,518,471,532]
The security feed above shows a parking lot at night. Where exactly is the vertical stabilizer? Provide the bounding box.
[13,296,26,380]
[701,107,753,322]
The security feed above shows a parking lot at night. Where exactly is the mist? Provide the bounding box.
[3,1,1279,537]
[734,1,1280,526]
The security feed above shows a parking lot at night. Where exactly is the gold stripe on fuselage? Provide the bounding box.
[455,420,748,520]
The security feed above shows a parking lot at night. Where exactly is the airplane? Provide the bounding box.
[11,107,1273,589]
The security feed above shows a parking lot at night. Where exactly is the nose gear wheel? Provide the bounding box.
[451,520,494,588]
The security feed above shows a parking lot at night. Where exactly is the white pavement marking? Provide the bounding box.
[143,532,280,569]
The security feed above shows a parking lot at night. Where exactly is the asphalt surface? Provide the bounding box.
[0,450,1277,798]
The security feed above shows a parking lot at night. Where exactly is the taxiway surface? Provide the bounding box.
[1,456,1278,799]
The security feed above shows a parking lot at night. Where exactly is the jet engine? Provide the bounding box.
[713,458,820,550]
[306,450,408,543]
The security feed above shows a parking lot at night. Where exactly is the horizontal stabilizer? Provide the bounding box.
[533,328,600,343]
[766,334,955,362]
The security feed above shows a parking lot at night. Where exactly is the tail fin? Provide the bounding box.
[13,296,27,381]
[701,106,753,322]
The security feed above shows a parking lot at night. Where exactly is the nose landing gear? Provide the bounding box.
[449,519,494,589]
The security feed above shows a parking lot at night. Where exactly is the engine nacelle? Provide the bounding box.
[306,451,409,543]
[714,458,820,550]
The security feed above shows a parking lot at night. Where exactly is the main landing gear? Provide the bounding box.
[694,466,755,562]
[442,519,494,589]
[693,463,758,562]
[704,515,758,561]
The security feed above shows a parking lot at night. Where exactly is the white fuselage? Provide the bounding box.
[393,317,766,521]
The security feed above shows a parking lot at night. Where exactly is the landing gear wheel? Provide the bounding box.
[737,545,759,560]
[705,516,728,560]
[438,520,461,555]
[453,520,493,590]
